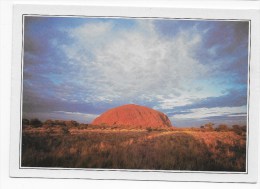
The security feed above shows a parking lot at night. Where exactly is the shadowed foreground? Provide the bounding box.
[21,125,246,171]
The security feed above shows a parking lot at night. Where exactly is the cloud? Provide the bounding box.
[158,88,247,120]
[169,106,247,127]
[61,19,207,103]
[177,88,247,110]
[171,106,247,120]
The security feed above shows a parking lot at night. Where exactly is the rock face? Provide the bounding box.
[92,104,173,128]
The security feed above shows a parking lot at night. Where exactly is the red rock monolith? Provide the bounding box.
[92,104,173,128]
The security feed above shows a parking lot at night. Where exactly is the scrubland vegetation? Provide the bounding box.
[21,119,247,171]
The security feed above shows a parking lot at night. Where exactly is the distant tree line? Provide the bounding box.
[22,118,86,128]
[200,122,247,135]
[22,118,42,127]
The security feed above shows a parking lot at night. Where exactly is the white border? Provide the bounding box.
[10,4,260,183]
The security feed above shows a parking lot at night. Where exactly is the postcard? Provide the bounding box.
[10,4,260,182]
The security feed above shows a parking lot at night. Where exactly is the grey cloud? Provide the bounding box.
[170,89,247,113]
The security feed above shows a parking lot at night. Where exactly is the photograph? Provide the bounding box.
[8,3,260,183]
[21,15,249,172]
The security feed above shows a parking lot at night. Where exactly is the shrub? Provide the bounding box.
[204,123,214,131]
[43,120,80,127]
[78,124,88,129]
[241,125,247,132]
[21,126,246,171]
[30,118,42,128]
[44,119,55,126]
[232,125,247,136]
[62,127,70,135]
[200,123,214,131]
[54,120,66,126]
[216,124,229,132]
[22,118,30,127]
[64,120,79,127]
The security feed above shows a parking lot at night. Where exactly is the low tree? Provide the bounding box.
[44,119,55,126]
[62,127,70,135]
[204,122,214,131]
[64,120,79,127]
[216,124,229,132]
[54,120,66,126]
[78,123,89,130]
[22,118,29,127]
[232,125,247,135]
[241,125,247,132]
[30,118,42,128]
[146,127,153,132]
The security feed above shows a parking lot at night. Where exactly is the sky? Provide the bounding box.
[22,16,250,127]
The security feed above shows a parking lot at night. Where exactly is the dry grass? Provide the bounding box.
[21,126,246,171]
